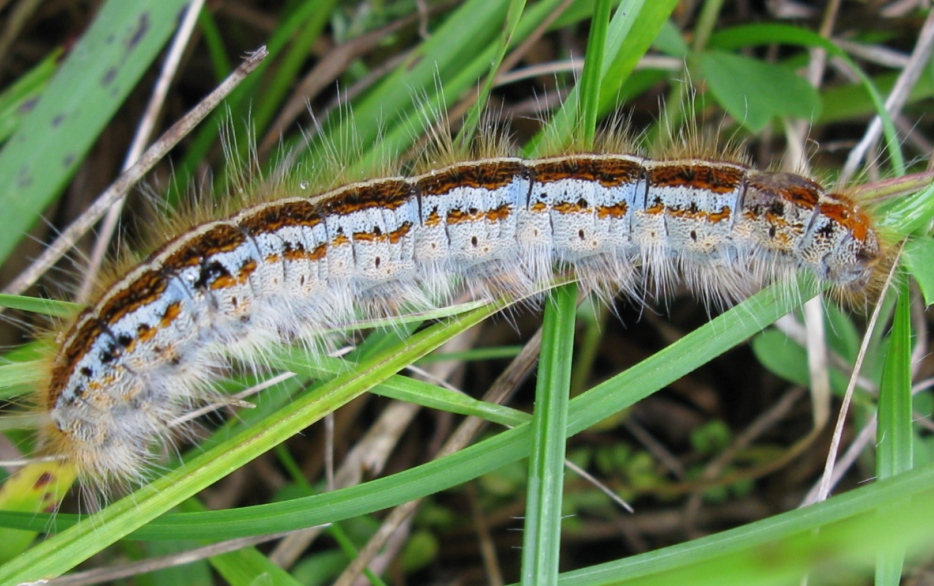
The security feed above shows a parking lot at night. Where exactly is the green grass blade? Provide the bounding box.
[878,277,914,480]
[577,0,613,147]
[0,49,60,143]
[520,282,577,585]
[0,293,80,317]
[211,548,304,586]
[323,0,566,175]
[520,1,611,579]
[273,350,528,428]
[557,472,934,585]
[875,275,913,586]
[534,0,679,151]
[456,0,527,147]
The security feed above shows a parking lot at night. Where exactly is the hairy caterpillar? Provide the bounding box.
[35,135,889,491]
[5,2,934,576]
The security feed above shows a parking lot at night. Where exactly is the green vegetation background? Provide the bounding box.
[0,0,933,584]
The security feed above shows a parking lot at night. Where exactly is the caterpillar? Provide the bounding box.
[6,1,934,585]
[36,140,888,491]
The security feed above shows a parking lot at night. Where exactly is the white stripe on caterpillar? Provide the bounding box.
[39,153,887,489]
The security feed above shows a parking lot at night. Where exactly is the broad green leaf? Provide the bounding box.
[700,50,820,131]
[0,50,60,144]
[902,236,934,306]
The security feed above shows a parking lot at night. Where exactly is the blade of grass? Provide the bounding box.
[0,293,80,317]
[175,499,304,586]
[455,0,527,148]
[520,0,610,580]
[578,0,613,148]
[174,0,345,193]
[0,49,60,143]
[528,0,679,153]
[557,475,934,585]
[328,0,567,176]
[274,350,528,428]
[875,275,913,586]
[520,283,577,585]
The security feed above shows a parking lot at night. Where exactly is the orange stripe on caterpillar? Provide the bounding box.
[39,153,886,489]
